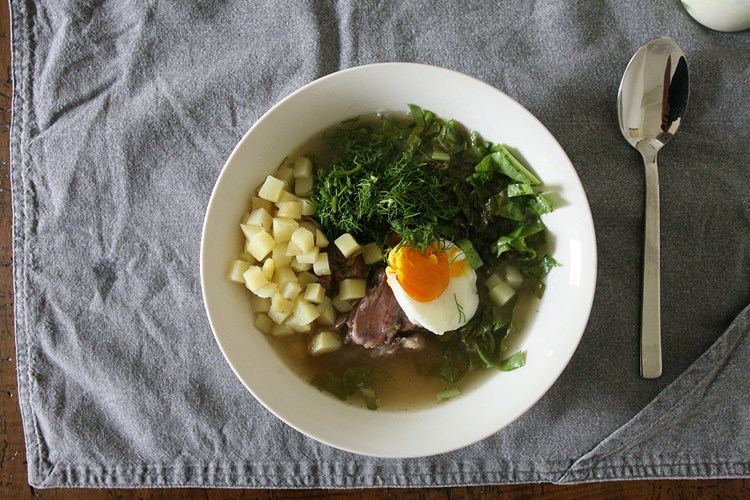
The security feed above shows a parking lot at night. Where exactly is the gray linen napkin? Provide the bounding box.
[10,0,750,488]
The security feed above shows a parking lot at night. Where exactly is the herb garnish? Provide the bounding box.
[309,105,558,390]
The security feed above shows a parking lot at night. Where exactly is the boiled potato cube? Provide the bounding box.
[285,315,312,333]
[293,157,313,178]
[245,207,273,230]
[290,227,315,254]
[294,176,313,197]
[315,229,329,248]
[362,242,383,264]
[275,200,303,219]
[238,251,257,265]
[257,175,286,202]
[251,295,271,313]
[242,266,268,293]
[485,272,502,290]
[282,281,302,301]
[334,233,361,258]
[301,199,315,216]
[272,217,299,243]
[332,295,353,313]
[273,266,297,290]
[251,195,274,213]
[226,259,250,283]
[254,282,278,299]
[309,330,342,356]
[295,246,320,265]
[338,278,366,300]
[317,301,336,326]
[290,259,312,272]
[254,313,273,335]
[271,322,295,337]
[272,242,292,266]
[261,258,275,280]
[240,212,251,224]
[248,230,276,261]
[489,281,516,307]
[240,223,263,240]
[297,271,318,288]
[278,190,298,203]
[313,252,330,276]
[269,293,294,324]
[303,283,326,303]
[292,297,320,325]
[503,265,524,289]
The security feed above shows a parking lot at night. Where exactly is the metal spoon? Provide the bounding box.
[616,37,689,379]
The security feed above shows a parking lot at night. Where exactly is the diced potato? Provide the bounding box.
[290,259,312,272]
[273,266,297,290]
[295,246,320,265]
[315,229,329,248]
[332,295,353,313]
[278,190,298,203]
[251,195,274,213]
[251,296,271,313]
[275,200,303,219]
[317,301,336,326]
[313,252,330,276]
[362,242,383,265]
[254,313,273,335]
[285,315,312,333]
[269,293,294,324]
[261,258,275,280]
[238,251,256,264]
[303,283,326,303]
[503,265,524,289]
[300,220,317,233]
[271,322,295,337]
[275,165,295,188]
[257,175,286,202]
[282,281,302,301]
[292,298,320,325]
[294,176,313,197]
[272,242,292,266]
[240,223,263,240]
[248,230,276,261]
[242,266,268,293]
[245,207,273,230]
[489,281,516,307]
[301,199,316,216]
[293,156,313,178]
[254,282,278,299]
[226,259,251,283]
[296,271,318,288]
[240,212,252,224]
[334,233,361,258]
[484,272,502,290]
[272,217,299,243]
[338,278,367,301]
[290,227,315,254]
[309,330,342,356]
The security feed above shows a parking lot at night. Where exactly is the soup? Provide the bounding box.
[226,105,555,410]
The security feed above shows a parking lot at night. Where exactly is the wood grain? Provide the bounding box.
[0,1,748,498]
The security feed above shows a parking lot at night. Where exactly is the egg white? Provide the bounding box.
[386,249,479,335]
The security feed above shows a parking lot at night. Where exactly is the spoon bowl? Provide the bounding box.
[617,37,689,379]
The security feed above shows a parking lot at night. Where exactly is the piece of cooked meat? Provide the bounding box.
[344,267,420,348]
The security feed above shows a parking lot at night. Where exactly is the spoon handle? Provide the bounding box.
[640,149,662,378]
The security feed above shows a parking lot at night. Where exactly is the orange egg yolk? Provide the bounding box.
[389,243,467,302]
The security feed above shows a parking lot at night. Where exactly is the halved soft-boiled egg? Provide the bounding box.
[386,241,479,335]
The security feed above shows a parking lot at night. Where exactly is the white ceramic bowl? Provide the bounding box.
[201,63,597,458]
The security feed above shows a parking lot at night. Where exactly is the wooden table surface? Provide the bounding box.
[0,3,748,499]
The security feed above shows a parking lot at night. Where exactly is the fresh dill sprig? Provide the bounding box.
[310,118,460,250]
